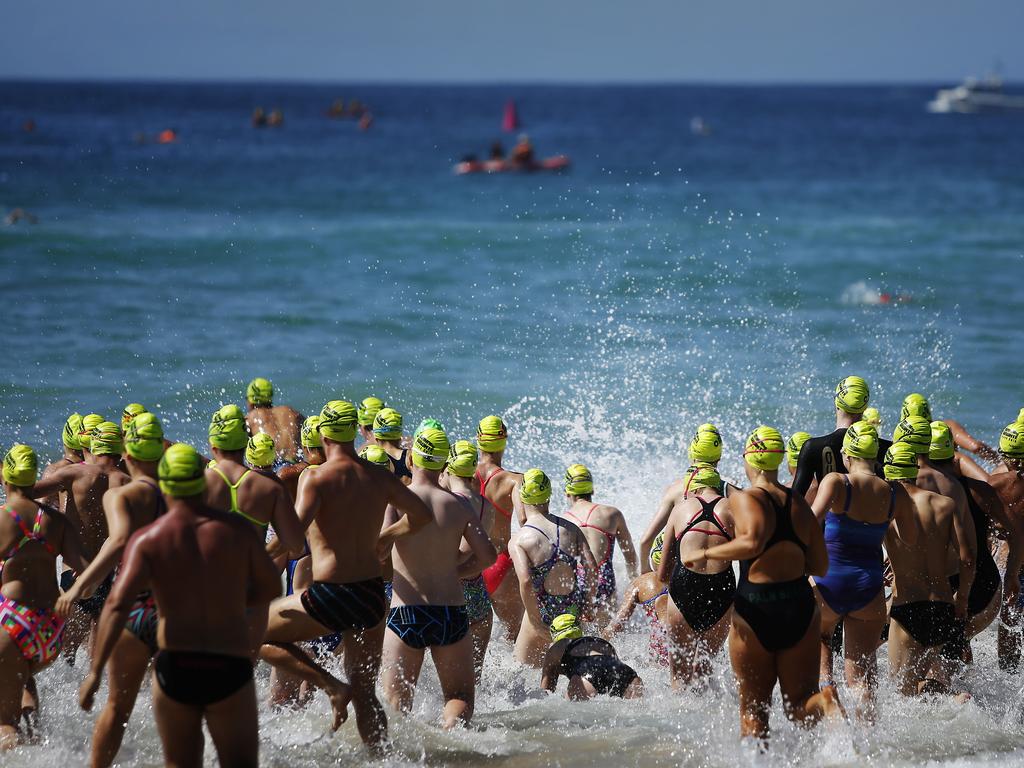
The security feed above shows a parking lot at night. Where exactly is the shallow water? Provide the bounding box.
[1,81,1023,764]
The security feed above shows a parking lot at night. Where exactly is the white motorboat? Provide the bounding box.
[927,75,1024,113]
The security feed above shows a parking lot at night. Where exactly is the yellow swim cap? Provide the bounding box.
[121,403,147,431]
[743,426,785,471]
[91,422,124,457]
[358,445,390,467]
[1017,407,1024,425]
[842,421,879,460]
[63,413,83,451]
[688,423,722,464]
[684,462,721,494]
[300,416,322,448]
[1000,422,1024,459]
[893,415,931,455]
[445,440,478,478]
[357,397,385,426]
[372,408,403,441]
[476,416,508,453]
[862,407,882,429]
[549,612,583,642]
[246,433,276,468]
[80,413,105,451]
[786,431,811,467]
[159,443,207,497]
[124,412,165,462]
[884,442,920,481]
[929,421,955,461]
[835,376,870,414]
[208,405,248,451]
[3,445,37,487]
[520,468,552,505]
[246,378,273,406]
[901,393,932,421]
[649,530,666,569]
[564,464,594,496]
[318,400,358,443]
[412,427,449,471]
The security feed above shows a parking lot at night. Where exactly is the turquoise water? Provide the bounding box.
[1,81,1023,765]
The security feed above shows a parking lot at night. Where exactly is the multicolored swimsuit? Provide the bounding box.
[523,521,587,625]
[567,503,617,604]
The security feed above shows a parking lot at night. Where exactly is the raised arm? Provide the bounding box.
[30,464,73,503]
[268,485,305,558]
[945,418,1000,465]
[602,580,642,639]
[810,473,843,524]
[539,639,568,693]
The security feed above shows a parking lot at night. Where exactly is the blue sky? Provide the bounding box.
[2,1,1022,83]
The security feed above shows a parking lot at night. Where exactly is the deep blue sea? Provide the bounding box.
[1,82,1023,766]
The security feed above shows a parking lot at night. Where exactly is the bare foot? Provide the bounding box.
[819,683,848,722]
[327,681,351,730]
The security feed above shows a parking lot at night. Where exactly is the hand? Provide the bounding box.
[54,592,77,620]
[682,548,707,570]
[79,671,101,711]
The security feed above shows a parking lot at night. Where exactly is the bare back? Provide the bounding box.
[990,470,1024,523]
[247,405,303,463]
[566,500,623,564]
[885,485,957,604]
[917,464,972,575]
[206,458,287,528]
[515,514,588,596]
[667,491,734,576]
[33,461,130,556]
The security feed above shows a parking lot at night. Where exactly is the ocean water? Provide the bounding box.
[1,81,1024,766]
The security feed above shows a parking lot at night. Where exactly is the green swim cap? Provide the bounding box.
[412,427,450,471]
[3,445,37,487]
[445,440,478,478]
[520,468,552,505]
[684,462,721,493]
[415,418,444,438]
[246,433,276,468]
[835,376,870,415]
[688,423,722,464]
[786,431,811,467]
[357,396,385,426]
[1000,422,1024,459]
[319,400,358,443]
[246,378,273,406]
[550,613,583,643]
[63,413,83,451]
[359,445,391,467]
[125,412,165,462]
[121,403,148,432]
[901,393,932,422]
[893,415,931,455]
[208,405,248,451]
[373,408,403,441]
[564,464,594,496]
[91,422,124,457]
[884,442,920,481]
[300,416,322,449]
[862,407,882,429]
[744,426,786,471]
[843,421,879,460]
[80,413,105,451]
[159,443,207,497]
[929,421,955,461]
[476,416,508,453]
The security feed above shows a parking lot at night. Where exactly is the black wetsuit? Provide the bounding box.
[669,496,736,632]
[793,428,892,496]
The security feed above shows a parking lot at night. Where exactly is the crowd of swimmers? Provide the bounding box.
[1,374,1023,764]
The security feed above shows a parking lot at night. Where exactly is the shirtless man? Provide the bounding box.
[989,421,1024,669]
[373,408,412,482]
[39,413,84,512]
[259,400,432,754]
[32,421,130,659]
[884,442,969,697]
[244,377,304,464]
[55,413,167,768]
[901,393,998,480]
[80,444,284,768]
[562,464,637,625]
[278,416,325,502]
[474,416,525,640]
[381,427,496,728]
[357,396,386,447]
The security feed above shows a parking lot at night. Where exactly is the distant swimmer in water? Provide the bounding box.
[327,99,345,118]
[474,416,525,640]
[540,613,643,700]
[785,432,811,490]
[156,129,178,144]
[510,134,535,166]
[444,440,496,680]
[267,109,284,128]
[562,464,638,626]
[259,401,432,755]
[810,422,915,721]
[359,113,373,131]
[0,445,87,750]
[603,570,670,667]
[373,408,412,483]
[58,415,166,768]
[3,208,38,226]
[657,463,736,690]
[692,427,843,745]
[639,423,738,573]
[81,444,282,767]
[510,469,597,667]
[883,442,970,699]
[381,427,496,729]
[244,377,304,464]
[988,421,1024,669]
[357,396,385,448]
[252,107,267,128]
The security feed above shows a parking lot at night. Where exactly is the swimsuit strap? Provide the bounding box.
[640,586,669,607]
[136,477,167,518]
[842,475,853,514]
[0,503,54,573]
[677,495,730,540]
[756,487,805,559]
[478,467,512,520]
[210,466,265,528]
